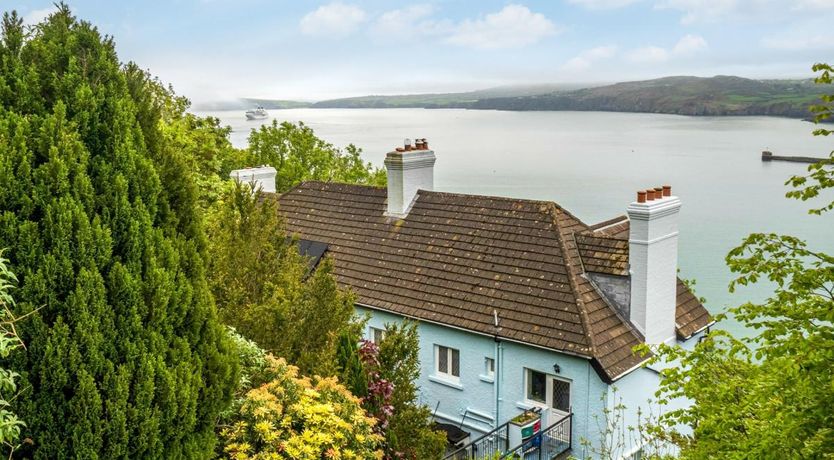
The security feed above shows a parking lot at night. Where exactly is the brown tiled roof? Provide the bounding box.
[675,279,712,339]
[575,234,628,276]
[276,182,706,382]
[577,218,713,340]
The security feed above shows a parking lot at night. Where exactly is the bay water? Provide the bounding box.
[196,108,834,337]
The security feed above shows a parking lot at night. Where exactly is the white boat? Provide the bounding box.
[245,106,268,120]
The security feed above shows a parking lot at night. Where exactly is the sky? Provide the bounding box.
[9,0,834,103]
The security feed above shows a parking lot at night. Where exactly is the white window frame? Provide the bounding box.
[485,357,495,378]
[435,345,460,381]
[370,326,385,344]
[524,368,571,416]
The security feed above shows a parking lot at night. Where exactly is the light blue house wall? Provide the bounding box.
[356,305,611,453]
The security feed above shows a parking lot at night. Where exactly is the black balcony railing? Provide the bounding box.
[500,413,572,460]
[443,419,510,460]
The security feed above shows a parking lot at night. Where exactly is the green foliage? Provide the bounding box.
[375,322,446,460]
[206,182,360,377]
[786,63,834,215]
[336,330,368,399]
[576,387,672,460]
[246,120,386,193]
[220,352,383,460]
[0,5,237,457]
[0,253,25,455]
[649,64,834,459]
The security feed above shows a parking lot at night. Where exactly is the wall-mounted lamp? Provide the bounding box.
[552,363,561,374]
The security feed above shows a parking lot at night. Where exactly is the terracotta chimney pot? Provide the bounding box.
[662,185,671,197]
[646,189,656,201]
[637,190,647,203]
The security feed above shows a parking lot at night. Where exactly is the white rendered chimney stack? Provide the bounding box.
[385,138,435,217]
[229,166,277,193]
[627,185,680,345]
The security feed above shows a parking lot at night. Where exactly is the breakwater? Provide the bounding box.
[761,150,825,164]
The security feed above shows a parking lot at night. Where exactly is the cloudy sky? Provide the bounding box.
[11,1,834,102]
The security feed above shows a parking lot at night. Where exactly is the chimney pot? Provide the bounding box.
[627,187,682,345]
[423,138,429,149]
[385,138,436,217]
[637,190,647,203]
[654,187,664,199]
[662,185,671,197]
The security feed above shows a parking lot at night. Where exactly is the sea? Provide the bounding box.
[194,108,834,338]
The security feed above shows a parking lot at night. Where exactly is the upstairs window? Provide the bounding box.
[436,345,460,379]
[485,357,495,378]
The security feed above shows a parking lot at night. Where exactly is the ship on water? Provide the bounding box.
[245,106,268,120]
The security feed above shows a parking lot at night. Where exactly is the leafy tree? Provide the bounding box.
[0,6,237,457]
[786,62,834,215]
[206,182,360,377]
[647,64,834,458]
[0,253,25,455]
[336,330,368,399]
[246,120,386,193]
[377,323,446,460]
[342,323,446,460]
[219,340,383,460]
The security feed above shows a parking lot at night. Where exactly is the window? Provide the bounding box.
[370,327,385,344]
[525,369,571,414]
[527,369,547,403]
[552,378,571,413]
[436,345,460,379]
[485,357,495,378]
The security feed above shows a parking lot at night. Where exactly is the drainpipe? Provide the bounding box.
[494,337,501,427]
[493,309,502,427]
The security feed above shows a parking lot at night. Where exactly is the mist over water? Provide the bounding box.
[196,108,834,337]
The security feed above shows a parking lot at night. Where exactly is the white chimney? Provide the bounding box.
[229,166,277,193]
[384,138,435,217]
[627,186,681,345]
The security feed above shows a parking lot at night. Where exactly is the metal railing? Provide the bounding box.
[443,419,510,460]
[443,408,543,460]
[500,413,572,460]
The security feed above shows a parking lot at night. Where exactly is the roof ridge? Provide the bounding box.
[545,202,596,356]
[587,215,628,233]
[297,181,598,228]
[299,180,387,191]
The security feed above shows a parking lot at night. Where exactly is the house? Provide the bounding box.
[232,138,712,459]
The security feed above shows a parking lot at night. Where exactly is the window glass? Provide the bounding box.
[552,379,571,412]
[485,358,495,377]
[527,369,546,403]
[438,346,449,374]
[451,349,460,377]
[371,327,385,344]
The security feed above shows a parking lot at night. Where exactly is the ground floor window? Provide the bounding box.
[370,326,385,344]
[525,368,571,415]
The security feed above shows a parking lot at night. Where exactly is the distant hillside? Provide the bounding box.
[242,98,312,109]
[193,98,311,111]
[311,83,595,109]
[467,76,823,118]
[198,76,826,120]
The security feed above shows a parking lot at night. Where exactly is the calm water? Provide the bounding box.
[196,108,834,337]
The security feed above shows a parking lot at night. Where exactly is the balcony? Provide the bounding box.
[443,410,571,460]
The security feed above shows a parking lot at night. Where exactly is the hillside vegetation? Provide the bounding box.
[309,76,824,119]
[468,76,823,118]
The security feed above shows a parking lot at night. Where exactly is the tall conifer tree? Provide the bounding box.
[0,6,236,458]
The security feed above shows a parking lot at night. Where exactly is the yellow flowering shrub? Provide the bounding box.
[222,356,383,460]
